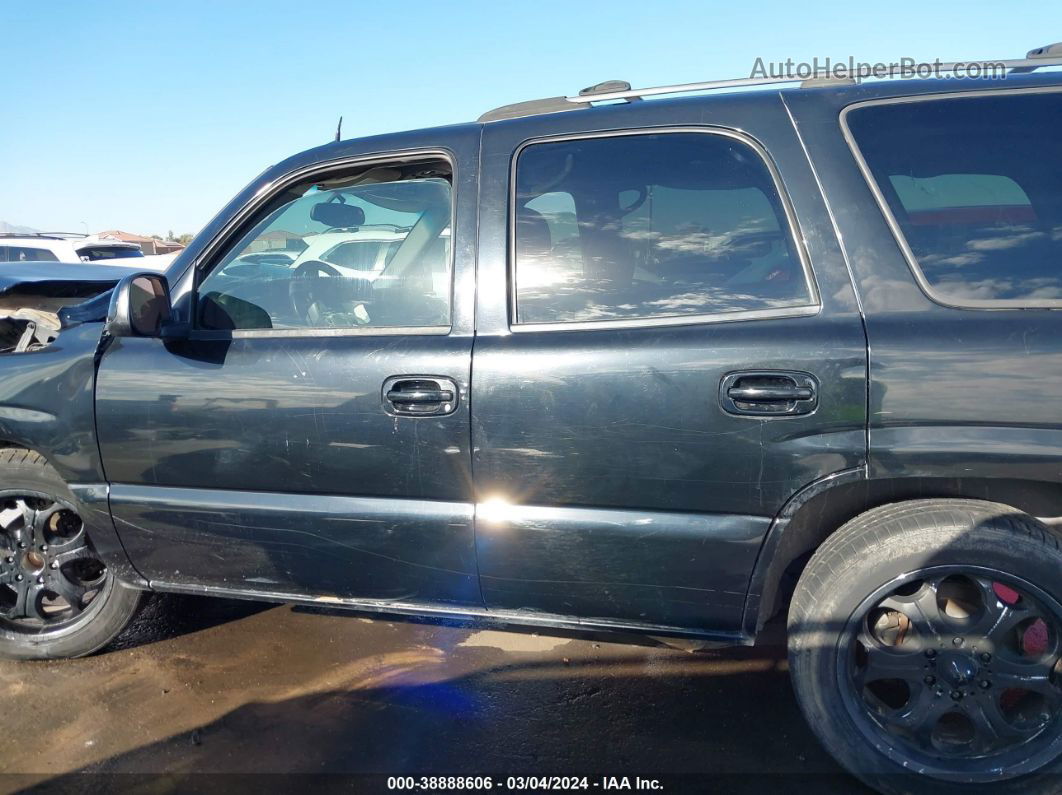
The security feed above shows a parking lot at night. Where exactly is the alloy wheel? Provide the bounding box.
[839,566,1062,782]
[0,496,109,632]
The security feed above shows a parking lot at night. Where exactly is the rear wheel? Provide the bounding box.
[789,499,1062,794]
[0,449,143,659]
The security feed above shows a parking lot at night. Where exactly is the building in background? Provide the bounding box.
[96,230,184,256]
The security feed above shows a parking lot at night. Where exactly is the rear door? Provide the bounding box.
[472,98,867,635]
[96,129,481,607]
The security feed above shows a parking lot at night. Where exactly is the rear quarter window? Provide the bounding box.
[844,91,1062,305]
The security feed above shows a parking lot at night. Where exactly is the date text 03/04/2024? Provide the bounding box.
[386,776,665,790]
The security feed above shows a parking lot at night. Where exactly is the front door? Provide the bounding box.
[472,100,867,634]
[96,132,480,607]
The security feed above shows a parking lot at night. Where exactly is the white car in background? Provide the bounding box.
[219,226,409,281]
[0,233,174,270]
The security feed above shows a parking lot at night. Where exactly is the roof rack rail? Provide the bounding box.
[479,43,1062,122]
[0,231,84,240]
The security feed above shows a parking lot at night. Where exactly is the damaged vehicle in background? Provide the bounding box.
[2,45,1062,795]
[0,261,145,353]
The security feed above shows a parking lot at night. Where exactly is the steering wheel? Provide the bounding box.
[289,259,341,322]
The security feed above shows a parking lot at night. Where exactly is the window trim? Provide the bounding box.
[840,87,1062,311]
[507,127,820,333]
[190,148,457,338]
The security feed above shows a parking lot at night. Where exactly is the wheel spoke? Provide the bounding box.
[0,504,23,537]
[3,499,35,548]
[22,500,49,548]
[858,642,925,687]
[992,649,1055,676]
[985,606,1043,650]
[878,581,948,641]
[47,574,86,616]
[964,576,1018,637]
[13,582,48,622]
[994,671,1061,705]
[52,545,95,568]
[964,695,1037,750]
[903,690,955,744]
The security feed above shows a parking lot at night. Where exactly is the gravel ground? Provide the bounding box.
[0,594,873,794]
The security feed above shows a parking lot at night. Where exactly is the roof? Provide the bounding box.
[478,44,1062,122]
[96,230,156,244]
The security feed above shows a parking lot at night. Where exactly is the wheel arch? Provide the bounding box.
[743,471,1062,636]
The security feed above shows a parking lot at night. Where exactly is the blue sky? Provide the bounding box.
[3,0,1060,236]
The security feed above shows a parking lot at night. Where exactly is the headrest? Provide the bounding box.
[517,207,552,258]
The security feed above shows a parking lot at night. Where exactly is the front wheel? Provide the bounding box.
[789,499,1062,794]
[0,448,143,659]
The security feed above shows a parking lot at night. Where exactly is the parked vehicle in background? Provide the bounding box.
[1,43,1062,795]
[0,232,143,264]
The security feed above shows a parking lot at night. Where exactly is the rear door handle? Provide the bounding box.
[383,376,459,417]
[719,371,818,417]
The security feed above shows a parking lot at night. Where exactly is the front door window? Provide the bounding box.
[197,159,453,330]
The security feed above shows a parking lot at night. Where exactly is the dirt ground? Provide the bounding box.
[0,594,873,794]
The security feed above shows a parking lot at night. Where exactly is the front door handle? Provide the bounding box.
[385,387,454,404]
[719,371,818,417]
[382,376,459,417]
[726,385,814,402]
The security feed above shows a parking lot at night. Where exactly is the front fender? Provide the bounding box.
[0,322,106,482]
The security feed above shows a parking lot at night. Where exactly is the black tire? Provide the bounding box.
[0,448,144,659]
[789,499,1062,795]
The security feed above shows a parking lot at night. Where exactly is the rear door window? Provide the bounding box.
[845,91,1062,304]
[512,132,814,325]
[0,246,59,262]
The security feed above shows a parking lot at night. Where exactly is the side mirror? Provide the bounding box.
[106,273,173,338]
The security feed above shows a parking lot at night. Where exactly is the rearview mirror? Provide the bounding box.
[310,199,365,229]
[106,273,172,338]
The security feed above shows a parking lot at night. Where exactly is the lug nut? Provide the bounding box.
[15,574,23,582]
[924,675,936,685]
[953,637,964,647]
[925,649,937,659]
[980,652,992,663]
[4,556,12,564]
[17,542,25,549]
[35,576,43,585]
[49,561,58,569]
[951,690,962,700]
[935,687,944,697]
[980,680,991,689]
[40,545,47,552]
